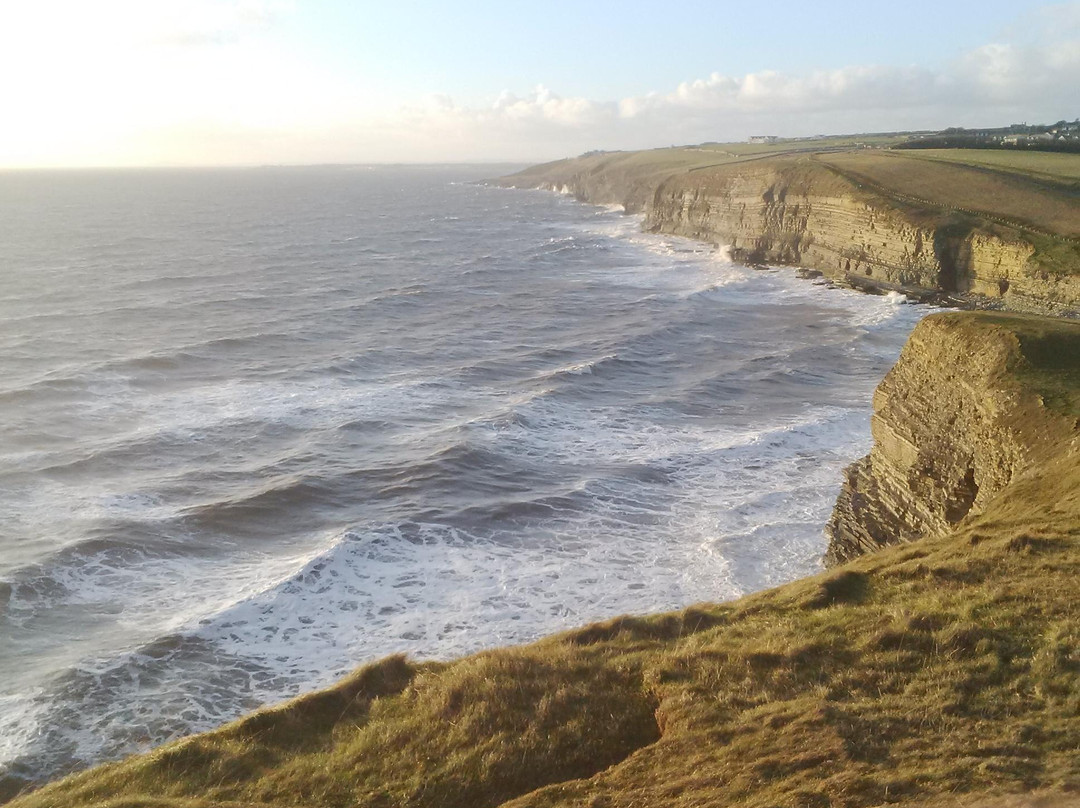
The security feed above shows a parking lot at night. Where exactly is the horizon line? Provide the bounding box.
[0,160,544,172]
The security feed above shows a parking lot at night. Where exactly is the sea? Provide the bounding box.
[0,165,928,789]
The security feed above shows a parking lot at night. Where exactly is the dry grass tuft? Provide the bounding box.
[803,570,871,609]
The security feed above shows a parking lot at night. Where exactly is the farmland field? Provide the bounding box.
[818,151,1080,238]
[895,148,1080,184]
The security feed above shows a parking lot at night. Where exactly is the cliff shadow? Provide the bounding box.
[933,217,977,293]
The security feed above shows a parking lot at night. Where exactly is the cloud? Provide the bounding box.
[616,64,942,120]
[398,85,612,132]
[352,3,1080,162]
[0,1,1077,166]
[362,33,1078,162]
[603,8,1078,139]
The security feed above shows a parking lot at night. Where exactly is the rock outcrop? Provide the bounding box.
[825,312,1080,563]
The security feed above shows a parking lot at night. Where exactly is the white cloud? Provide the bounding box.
[404,85,612,130]
[616,64,941,119]
[372,2,1080,160]
[361,21,1079,163]
[601,7,1077,140]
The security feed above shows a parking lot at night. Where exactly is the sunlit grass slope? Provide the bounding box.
[816,152,1080,240]
[892,150,1080,188]
[12,313,1080,808]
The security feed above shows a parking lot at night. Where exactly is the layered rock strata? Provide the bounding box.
[647,161,1080,314]
[825,313,1077,563]
[510,156,1080,314]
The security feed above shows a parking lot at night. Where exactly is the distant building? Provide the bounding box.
[1003,132,1057,146]
[748,135,779,144]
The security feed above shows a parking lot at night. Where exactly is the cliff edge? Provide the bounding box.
[502,147,1080,315]
[827,312,1080,563]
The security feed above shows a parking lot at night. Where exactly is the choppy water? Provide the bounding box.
[0,165,927,788]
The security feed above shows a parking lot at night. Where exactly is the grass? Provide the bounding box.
[10,312,1080,808]
[502,136,908,212]
[972,312,1080,419]
[900,150,1080,187]
[817,152,1080,240]
[693,134,912,156]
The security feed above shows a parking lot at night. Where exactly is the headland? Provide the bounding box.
[501,139,1080,316]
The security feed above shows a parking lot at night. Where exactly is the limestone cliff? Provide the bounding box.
[504,152,1080,314]
[505,153,1080,566]
[648,160,1080,314]
[826,312,1080,563]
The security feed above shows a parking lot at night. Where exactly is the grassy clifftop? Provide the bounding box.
[12,313,1080,808]
[508,145,1080,243]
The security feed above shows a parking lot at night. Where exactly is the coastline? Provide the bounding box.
[0,169,923,800]
[496,148,1080,318]
[14,310,1080,806]
[6,167,1080,808]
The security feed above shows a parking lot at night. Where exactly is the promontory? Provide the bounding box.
[501,139,1080,315]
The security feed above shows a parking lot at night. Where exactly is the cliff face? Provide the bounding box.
[510,154,1080,314]
[647,161,1080,314]
[507,154,1080,563]
[826,312,1080,563]
[647,161,943,293]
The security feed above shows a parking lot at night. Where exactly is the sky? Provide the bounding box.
[1,0,1078,167]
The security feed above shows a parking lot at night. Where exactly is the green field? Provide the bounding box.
[816,151,1080,239]
[898,149,1080,185]
[714,133,912,154]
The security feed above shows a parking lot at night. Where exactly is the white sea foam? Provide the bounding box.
[0,692,44,769]
[537,353,619,380]
[2,397,863,771]
[713,243,735,263]
[211,398,875,684]
[0,380,892,776]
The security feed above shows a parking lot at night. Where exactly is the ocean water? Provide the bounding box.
[0,165,927,788]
